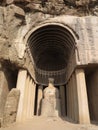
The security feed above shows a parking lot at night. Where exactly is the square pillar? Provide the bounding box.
[72,73,78,123]
[70,76,74,121]
[31,81,36,116]
[16,70,27,122]
[68,79,71,119]
[59,86,66,117]
[22,75,30,120]
[66,83,69,118]
[70,78,73,120]
[22,76,36,119]
[37,85,43,115]
[30,79,36,117]
[27,76,32,118]
[75,69,90,124]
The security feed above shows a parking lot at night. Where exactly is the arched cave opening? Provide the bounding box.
[27,25,77,118]
[27,24,76,86]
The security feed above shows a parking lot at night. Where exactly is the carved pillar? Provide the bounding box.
[37,85,43,115]
[32,81,36,116]
[75,69,90,124]
[68,79,71,119]
[30,79,35,117]
[70,79,72,119]
[72,73,78,122]
[16,70,27,122]
[70,76,73,120]
[22,75,30,120]
[66,83,69,117]
[27,76,32,118]
[59,86,66,117]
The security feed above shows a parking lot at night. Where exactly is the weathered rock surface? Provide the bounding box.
[0,0,98,15]
[0,0,98,70]
[2,88,20,127]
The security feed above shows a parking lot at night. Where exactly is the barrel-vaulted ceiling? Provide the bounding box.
[28,25,76,85]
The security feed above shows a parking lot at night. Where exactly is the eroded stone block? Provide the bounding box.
[13,5,25,18]
[2,88,20,127]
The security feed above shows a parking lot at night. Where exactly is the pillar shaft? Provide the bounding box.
[70,78,72,120]
[75,69,90,124]
[37,86,43,115]
[72,73,78,123]
[60,86,66,117]
[69,79,71,119]
[32,82,36,116]
[66,83,69,118]
[22,75,30,120]
[27,76,32,118]
[16,70,27,122]
[30,79,34,117]
[70,76,74,121]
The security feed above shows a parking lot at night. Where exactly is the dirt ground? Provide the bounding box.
[0,116,98,130]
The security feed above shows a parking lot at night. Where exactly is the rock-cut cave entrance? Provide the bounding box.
[28,24,76,86]
[27,24,77,118]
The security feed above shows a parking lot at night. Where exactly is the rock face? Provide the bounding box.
[0,0,97,70]
[2,88,20,127]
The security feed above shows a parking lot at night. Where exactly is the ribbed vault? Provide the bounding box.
[28,25,76,85]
